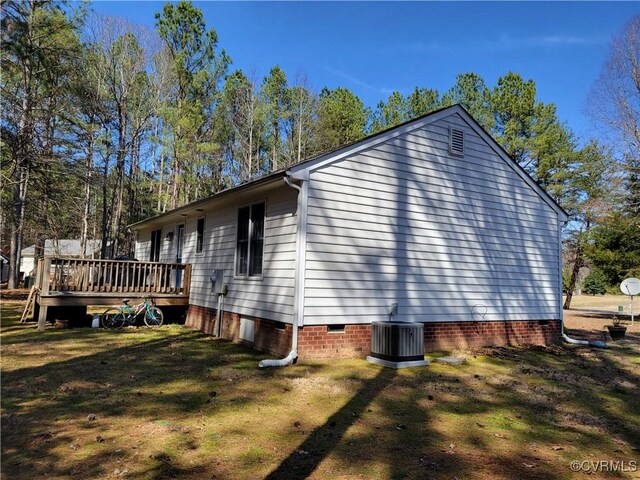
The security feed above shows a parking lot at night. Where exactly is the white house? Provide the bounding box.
[130,105,567,360]
[20,239,102,277]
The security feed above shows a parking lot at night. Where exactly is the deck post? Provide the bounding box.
[37,258,52,332]
[37,305,48,332]
[40,258,51,296]
[183,264,192,296]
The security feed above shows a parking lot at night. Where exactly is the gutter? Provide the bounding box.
[259,173,308,367]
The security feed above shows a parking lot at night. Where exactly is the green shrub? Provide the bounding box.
[582,268,608,295]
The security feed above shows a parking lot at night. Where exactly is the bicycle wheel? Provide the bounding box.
[101,308,127,330]
[144,306,164,327]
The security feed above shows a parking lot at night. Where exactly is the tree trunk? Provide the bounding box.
[80,129,94,258]
[8,1,35,288]
[124,136,140,256]
[155,123,164,212]
[272,120,278,171]
[111,108,127,257]
[9,165,29,288]
[171,139,179,210]
[171,99,182,210]
[100,130,111,259]
[563,226,589,310]
[248,99,253,180]
[297,98,303,164]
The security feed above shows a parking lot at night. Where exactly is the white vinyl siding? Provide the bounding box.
[302,112,561,325]
[135,185,297,323]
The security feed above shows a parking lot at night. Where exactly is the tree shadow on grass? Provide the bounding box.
[3,316,639,480]
[1,322,324,480]
[452,345,640,478]
[264,367,396,480]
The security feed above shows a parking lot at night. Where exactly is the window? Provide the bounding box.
[196,217,205,254]
[150,229,162,262]
[236,202,265,276]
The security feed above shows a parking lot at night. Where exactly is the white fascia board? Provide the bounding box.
[289,107,459,179]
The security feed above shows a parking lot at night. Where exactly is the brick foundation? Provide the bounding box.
[186,305,292,357]
[185,304,217,335]
[297,324,372,360]
[185,305,561,361]
[423,319,562,351]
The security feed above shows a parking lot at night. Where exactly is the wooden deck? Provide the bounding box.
[34,257,191,330]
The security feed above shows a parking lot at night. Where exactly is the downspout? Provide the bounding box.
[259,174,305,367]
[558,218,607,349]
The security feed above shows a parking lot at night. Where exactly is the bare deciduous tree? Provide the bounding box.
[588,16,640,214]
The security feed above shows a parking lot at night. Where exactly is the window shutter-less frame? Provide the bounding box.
[449,127,464,157]
[196,217,205,253]
[235,202,265,277]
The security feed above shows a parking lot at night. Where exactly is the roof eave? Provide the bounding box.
[128,171,287,230]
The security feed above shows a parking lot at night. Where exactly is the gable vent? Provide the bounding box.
[449,127,464,157]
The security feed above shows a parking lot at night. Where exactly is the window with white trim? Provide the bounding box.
[236,202,265,276]
[196,217,205,253]
[150,229,162,262]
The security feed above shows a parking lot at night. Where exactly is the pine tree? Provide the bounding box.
[261,66,288,171]
[582,268,608,295]
[1,0,82,286]
[316,87,367,151]
[155,0,230,207]
[442,73,493,131]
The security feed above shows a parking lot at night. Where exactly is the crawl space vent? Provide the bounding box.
[449,128,464,156]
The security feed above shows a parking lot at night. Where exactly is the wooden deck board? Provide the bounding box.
[37,293,189,307]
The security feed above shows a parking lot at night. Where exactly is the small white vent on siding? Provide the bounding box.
[449,127,464,157]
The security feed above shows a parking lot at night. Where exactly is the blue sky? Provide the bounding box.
[89,1,638,142]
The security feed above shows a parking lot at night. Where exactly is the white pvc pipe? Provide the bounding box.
[562,332,589,346]
[562,325,607,348]
[217,294,224,337]
[259,350,298,368]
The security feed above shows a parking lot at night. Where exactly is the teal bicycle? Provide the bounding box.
[101,297,164,330]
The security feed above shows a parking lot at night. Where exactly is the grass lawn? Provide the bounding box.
[1,294,639,480]
[565,294,636,314]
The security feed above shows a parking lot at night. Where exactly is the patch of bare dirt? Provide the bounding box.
[58,381,104,395]
[564,310,640,342]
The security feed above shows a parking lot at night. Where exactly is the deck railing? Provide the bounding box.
[35,257,191,296]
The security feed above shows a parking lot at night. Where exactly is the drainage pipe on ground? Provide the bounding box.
[258,175,302,367]
[561,318,607,349]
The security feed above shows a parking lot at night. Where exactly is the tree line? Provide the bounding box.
[1,1,638,301]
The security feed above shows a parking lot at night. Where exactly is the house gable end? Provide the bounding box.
[289,105,567,221]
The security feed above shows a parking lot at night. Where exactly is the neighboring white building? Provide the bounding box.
[20,239,103,277]
[131,105,568,360]
[0,252,9,283]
